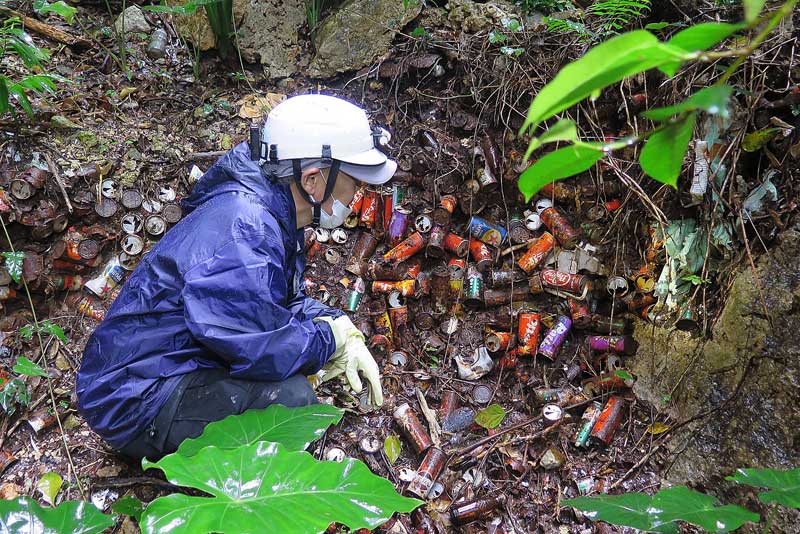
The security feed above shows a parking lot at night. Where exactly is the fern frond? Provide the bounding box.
[587,0,651,32]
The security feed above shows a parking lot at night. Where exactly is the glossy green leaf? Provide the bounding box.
[525,118,579,157]
[111,495,145,522]
[644,22,671,30]
[8,85,33,117]
[1,251,24,284]
[0,497,115,534]
[521,31,688,133]
[565,486,759,533]
[36,472,63,506]
[0,76,9,115]
[643,85,733,121]
[474,403,506,429]
[20,320,67,343]
[142,442,422,534]
[175,403,343,457]
[659,23,743,76]
[614,369,634,381]
[33,0,77,23]
[142,0,225,15]
[0,377,30,415]
[384,434,401,465]
[640,113,696,188]
[741,127,780,152]
[728,467,800,508]
[519,144,603,201]
[743,0,766,24]
[13,356,49,378]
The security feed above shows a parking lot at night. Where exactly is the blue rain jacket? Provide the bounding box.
[77,142,341,449]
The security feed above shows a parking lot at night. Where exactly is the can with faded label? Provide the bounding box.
[517,232,555,274]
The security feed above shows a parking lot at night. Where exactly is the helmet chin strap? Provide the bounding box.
[292,159,342,226]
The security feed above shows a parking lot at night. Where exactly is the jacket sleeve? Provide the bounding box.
[181,233,337,381]
[286,289,344,323]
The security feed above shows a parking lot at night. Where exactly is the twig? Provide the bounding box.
[45,153,73,214]
[416,387,441,446]
[0,7,90,48]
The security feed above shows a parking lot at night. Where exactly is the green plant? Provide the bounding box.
[518,0,796,199]
[728,468,800,507]
[475,403,506,429]
[0,375,30,415]
[545,0,651,41]
[306,0,326,41]
[33,0,77,23]
[518,0,574,14]
[489,17,527,57]
[0,498,114,533]
[0,19,58,118]
[135,404,421,534]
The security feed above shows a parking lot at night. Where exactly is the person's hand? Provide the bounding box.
[314,316,384,407]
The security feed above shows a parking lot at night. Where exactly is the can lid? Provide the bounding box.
[95,198,119,218]
[77,239,100,260]
[542,403,563,421]
[162,203,183,224]
[121,189,143,209]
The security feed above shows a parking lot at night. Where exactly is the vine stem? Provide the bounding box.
[0,215,86,498]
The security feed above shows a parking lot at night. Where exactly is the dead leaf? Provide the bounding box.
[647,422,670,435]
[0,483,21,500]
[119,87,138,100]
[236,93,285,119]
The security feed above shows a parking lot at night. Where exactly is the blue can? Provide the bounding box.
[468,216,507,247]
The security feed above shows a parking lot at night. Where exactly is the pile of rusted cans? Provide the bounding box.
[0,165,183,322]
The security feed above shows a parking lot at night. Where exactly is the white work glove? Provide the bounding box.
[314,316,384,408]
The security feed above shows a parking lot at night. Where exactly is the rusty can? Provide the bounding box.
[463,264,484,307]
[622,292,656,312]
[95,197,119,218]
[383,232,426,264]
[359,190,379,227]
[370,300,393,339]
[517,311,541,355]
[489,269,526,287]
[431,265,450,314]
[345,233,378,276]
[485,330,512,353]
[49,274,85,292]
[415,310,435,331]
[393,402,433,454]
[451,494,507,525]
[444,233,469,257]
[26,406,57,434]
[415,269,430,297]
[388,305,409,332]
[476,166,498,191]
[372,280,416,297]
[387,206,411,248]
[541,269,588,295]
[574,401,603,447]
[433,194,457,226]
[591,315,633,335]
[482,285,531,307]
[468,216,507,247]
[469,240,493,272]
[587,335,638,355]
[145,215,167,237]
[0,286,18,300]
[568,298,592,329]
[533,387,585,406]
[591,396,626,445]
[530,272,544,294]
[408,447,447,499]
[121,189,143,209]
[162,203,183,224]
[508,217,531,245]
[382,188,394,233]
[606,275,629,297]
[539,206,580,249]
[582,371,635,394]
[538,315,572,360]
[426,224,447,258]
[415,214,432,234]
[633,264,656,293]
[0,448,15,475]
[517,232,555,274]
[439,390,459,420]
[347,277,366,311]
[448,257,465,296]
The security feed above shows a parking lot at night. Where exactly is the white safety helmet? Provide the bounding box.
[258,94,396,185]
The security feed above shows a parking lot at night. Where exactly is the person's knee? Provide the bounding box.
[279,375,318,407]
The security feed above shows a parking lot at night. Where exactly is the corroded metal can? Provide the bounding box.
[469,240,493,272]
[541,269,588,295]
[389,305,409,332]
[439,390,458,420]
[444,233,469,257]
[468,216,507,247]
[372,280,416,297]
[485,330,513,353]
[426,225,447,258]
[346,232,379,276]
[633,263,656,293]
[574,401,603,447]
[451,494,507,525]
[407,447,447,498]
[568,297,592,329]
[431,265,450,314]
[587,335,638,355]
[448,258,465,296]
[49,274,85,292]
[591,315,633,335]
[463,264,483,307]
[433,194,457,226]
[347,277,366,311]
[539,206,580,249]
[508,217,531,245]
[591,396,626,445]
[388,206,411,248]
[533,387,584,405]
[622,292,656,312]
[383,232,426,264]
[483,285,532,307]
[517,232,555,274]
[538,315,572,360]
[517,311,541,356]
[415,310,435,331]
[369,300,393,339]
[360,190,379,227]
[489,268,527,287]
[416,269,431,296]
[529,272,544,295]
[393,402,433,454]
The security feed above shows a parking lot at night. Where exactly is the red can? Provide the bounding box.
[517,311,541,355]
[591,395,626,445]
[359,190,379,227]
[485,330,513,353]
[433,194,457,226]
[389,305,409,332]
[348,186,365,215]
[382,189,394,233]
[407,447,447,498]
[444,233,469,257]
[426,225,447,258]
[541,269,588,294]
[372,279,416,296]
[469,240,493,272]
[568,297,592,328]
[517,232,555,274]
[540,206,580,249]
[383,232,426,264]
[393,402,433,454]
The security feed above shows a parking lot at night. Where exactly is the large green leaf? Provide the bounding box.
[643,85,733,121]
[743,0,766,24]
[518,144,603,200]
[36,471,63,506]
[660,23,743,76]
[525,118,579,157]
[142,442,422,534]
[1,251,24,284]
[728,468,800,508]
[565,486,759,533]
[33,0,77,23]
[475,403,506,429]
[640,112,696,188]
[0,76,9,115]
[13,356,49,377]
[521,31,689,133]
[0,497,114,534]
[175,403,343,457]
[142,0,226,15]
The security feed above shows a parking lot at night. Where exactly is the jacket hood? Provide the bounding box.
[181,142,296,231]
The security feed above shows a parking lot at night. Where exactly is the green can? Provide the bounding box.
[347,277,366,312]
[574,401,603,447]
[463,264,483,307]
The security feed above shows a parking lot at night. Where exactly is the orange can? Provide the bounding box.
[383,232,426,264]
[469,240,493,272]
[517,311,541,356]
[372,279,416,296]
[359,190,379,227]
[444,233,469,257]
[433,194,457,226]
[517,232,555,274]
[348,186,365,215]
[485,330,512,353]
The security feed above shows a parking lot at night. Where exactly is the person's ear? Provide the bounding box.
[300,167,321,198]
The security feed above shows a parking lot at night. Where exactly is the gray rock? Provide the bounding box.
[309,0,422,78]
[114,6,151,35]
[630,228,800,532]
[236,0,307,79]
